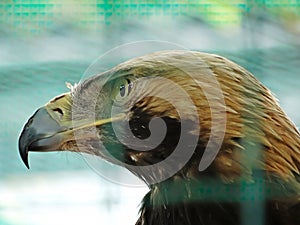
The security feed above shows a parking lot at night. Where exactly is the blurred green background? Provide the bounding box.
[1,1,300,225]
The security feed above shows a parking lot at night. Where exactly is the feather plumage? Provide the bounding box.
[19,50,300,225]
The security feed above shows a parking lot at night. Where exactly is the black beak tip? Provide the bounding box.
[22,155,30,170]
[18,132,30,169]
[21,153,30,169]
[19,145,30,169]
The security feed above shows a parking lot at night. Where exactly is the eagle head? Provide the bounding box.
[18,50,300,225]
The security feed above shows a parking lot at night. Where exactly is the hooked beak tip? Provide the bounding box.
[22,154,30,170]
[23,156,30,170]
[18,140,30,169]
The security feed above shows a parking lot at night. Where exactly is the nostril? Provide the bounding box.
[53,108,64,120]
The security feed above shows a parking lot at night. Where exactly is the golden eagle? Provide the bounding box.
[19,50,300,225]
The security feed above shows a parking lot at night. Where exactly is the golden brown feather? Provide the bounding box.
[18,50,300,225]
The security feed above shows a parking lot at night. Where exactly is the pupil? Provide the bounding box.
[120,84,126,97]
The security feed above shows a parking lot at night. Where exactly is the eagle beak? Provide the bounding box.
[18,92,126,169]
[18,107,70,169]
[19,93,74,169]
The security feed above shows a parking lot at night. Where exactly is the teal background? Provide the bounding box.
[1,1,300,225]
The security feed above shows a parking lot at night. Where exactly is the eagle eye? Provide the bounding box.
[113,78,133,101]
